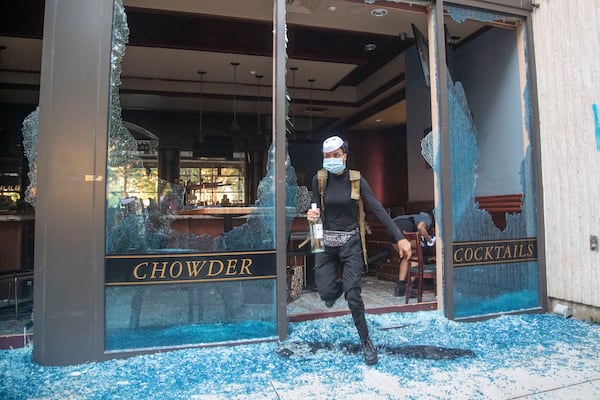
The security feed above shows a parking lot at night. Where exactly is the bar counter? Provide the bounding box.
[172,207,256,235]
[171,207,309,237]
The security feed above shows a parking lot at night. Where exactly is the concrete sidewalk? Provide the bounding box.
[1,310,599,399]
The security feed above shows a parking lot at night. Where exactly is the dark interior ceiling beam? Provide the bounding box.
[125,8,273,57]
[123,7,410,89]
[332,88,406,132]
[124,8,405,66]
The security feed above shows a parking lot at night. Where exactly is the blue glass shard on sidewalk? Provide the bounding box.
[1,311,599,399]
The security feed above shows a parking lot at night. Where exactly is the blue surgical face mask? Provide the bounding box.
[323,157,345,174]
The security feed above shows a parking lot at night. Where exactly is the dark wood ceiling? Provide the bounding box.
[0,0,497,133]
[123,7,412,90]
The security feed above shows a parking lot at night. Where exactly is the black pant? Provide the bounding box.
[392,215,416,233]
[314,234,369,341]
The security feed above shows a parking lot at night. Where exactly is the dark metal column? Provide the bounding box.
[273,0,288,340]
[158,148,181,183]
[524,16,548,312]
[33,0,113,365]
[433,1,453,318]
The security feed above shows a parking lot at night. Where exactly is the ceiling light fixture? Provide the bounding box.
[255,74,263,135]
[370,8,388,17]
[363,0,377,4]
[290,66,298,129]
[230,62,240,133]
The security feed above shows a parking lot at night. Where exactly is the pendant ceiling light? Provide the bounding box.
[289,66,298,129]
[230,62,240,133]
[197,70,206,142]
[255,74,263,135]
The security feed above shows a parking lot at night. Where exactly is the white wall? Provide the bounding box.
[532,0,600,311]
[454,28,524,197]
[405,46,434,202]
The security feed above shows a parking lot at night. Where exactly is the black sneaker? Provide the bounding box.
[394,281,406,297]
[361,338,378,365]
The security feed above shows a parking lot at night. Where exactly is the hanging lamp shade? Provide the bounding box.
[289,66,298,131]
[197,70,206,142]
[256,74,263,135]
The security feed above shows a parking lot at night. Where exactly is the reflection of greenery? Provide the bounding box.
[107,167,157,208]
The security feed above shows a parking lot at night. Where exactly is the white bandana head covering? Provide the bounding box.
[322,136,344,153]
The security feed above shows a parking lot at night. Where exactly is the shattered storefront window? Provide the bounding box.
[443,6,541,319]
[104,1,296,350]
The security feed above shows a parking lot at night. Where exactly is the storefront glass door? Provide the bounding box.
[441,5,542,319]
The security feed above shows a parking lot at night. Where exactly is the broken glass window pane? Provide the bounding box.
[444,11,540,319]
[21,108,39,208]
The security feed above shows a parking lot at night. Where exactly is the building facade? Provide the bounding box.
[531,0,600,320]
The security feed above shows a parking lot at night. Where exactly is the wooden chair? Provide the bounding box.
[402,231,437,303]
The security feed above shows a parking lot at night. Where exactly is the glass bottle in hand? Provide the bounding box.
[309,203,325,253]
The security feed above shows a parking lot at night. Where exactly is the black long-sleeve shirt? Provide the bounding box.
[311,169,404,242]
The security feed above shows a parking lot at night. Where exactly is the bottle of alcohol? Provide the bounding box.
[309,203,325,253]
